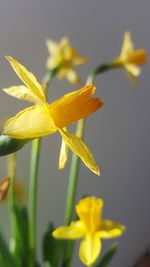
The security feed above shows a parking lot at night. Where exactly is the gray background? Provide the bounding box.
[0,0,149,266]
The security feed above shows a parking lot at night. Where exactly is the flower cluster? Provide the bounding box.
[0,31,147,267]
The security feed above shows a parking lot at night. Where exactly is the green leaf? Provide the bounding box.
[0,231,16,267]
[42,223,61,267]
[10,205,29,267]
[42,261,52,267]
[96,243,118,267]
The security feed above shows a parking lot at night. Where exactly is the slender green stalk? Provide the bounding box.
[7,154,18,253]
[28,68,57,267]
[64,119,85,225]
[64,63,114,226]
[86,62,116,84]
[63,62,116,267]
[28,138,41,267]
[42,67,58,92]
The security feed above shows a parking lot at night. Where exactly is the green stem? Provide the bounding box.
[64,119,85,225]
[28,68,57,267]
[42,68,58,91]
[64,62,114,226]
[63,61,115,267]
[28,138,41,267]
[86,62,116,84]
[7,154,18,253]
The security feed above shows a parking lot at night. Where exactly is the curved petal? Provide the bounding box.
[98,220,125,239]
[65,69,79,84]
[57,68,68,79]
[3,85,43,104]
[58,128,100,175]
[53,220,85,240]
[49,84,104,128]
[46,39,59,55]
[120,32,134,58]
[6,56,46,104]
[59,136,69,169]
[60,37,71,54]
[3,105,57,139]
[125,63,141,77]
[79,233,101,265]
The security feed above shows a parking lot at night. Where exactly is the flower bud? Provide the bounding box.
[0,135,28,156]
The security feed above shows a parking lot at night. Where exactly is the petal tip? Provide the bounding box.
[5,55,12,61]
[92,167,100,176]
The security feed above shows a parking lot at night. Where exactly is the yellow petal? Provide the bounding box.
[125,63,141,77]
[52,220,84,239]
[3,105,57,139]
[3,85,43,104]
[57,68,68,79]
[59,137,69,169]
[120,31,134,58]
[6,56,46,104]
[98,220,125,239]
[76,197,103,232]
[49,84,104,128]
[65,69,79,84]
[46,39,59,55]
[58,128,100,175]
[79,233,101,265]
[59,37,71,54]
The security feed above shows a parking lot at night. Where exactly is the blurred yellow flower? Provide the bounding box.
[3,56,104,175]
[46,37,87,84]
[52,197,125,266]
[114,31,147,82]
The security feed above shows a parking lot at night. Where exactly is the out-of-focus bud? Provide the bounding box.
[0,177,10,202]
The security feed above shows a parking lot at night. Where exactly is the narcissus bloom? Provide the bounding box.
[46,37,87,84]
[52,197,125,265]
[3,56,103,175]
[114,31,147,82]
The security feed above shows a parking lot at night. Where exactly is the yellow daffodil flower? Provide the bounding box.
[114,31,147,82]
[3,56,104,175]
[46,37,87,84]
[53,197,125,266]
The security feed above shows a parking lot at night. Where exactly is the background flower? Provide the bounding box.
[46,37,87,84]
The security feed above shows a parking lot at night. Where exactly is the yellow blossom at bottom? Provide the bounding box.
[52,197,125,266]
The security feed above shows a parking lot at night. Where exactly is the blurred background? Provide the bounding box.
[0,0,149,266]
